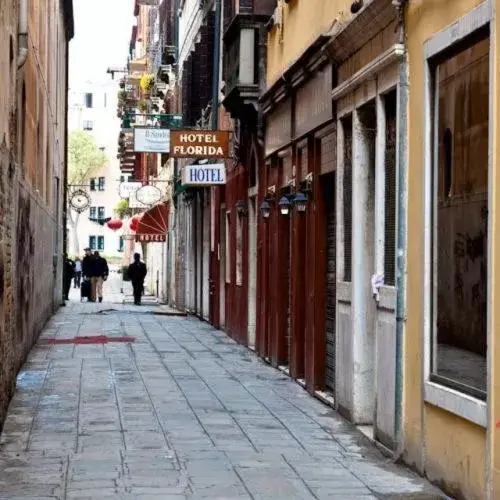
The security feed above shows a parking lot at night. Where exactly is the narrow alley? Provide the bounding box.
[0,279,445,499]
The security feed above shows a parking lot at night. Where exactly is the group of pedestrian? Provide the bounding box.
[63,249,109,303]
[63,250,148,306]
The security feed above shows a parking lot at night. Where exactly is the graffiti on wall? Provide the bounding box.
[16,191,34,342]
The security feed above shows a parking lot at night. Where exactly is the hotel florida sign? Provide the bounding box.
[182,163,226,186]
[170,131,229,158]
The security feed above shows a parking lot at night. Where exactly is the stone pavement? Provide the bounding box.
[0,279,447,499]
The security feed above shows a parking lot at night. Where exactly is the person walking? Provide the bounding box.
[128,253,147,305]
[74,258,82,288]
[82,248,96,302]
[92,251,109,303]
[63,254,75,301]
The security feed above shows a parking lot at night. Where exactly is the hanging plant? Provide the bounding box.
[117,90,128,103]
[139,73,155,92]
[138,100,148,113]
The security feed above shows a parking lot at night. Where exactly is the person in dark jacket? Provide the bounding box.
[63,254,75,301]
[82,248,95,302]
[92,251,109,303]
[128,253,147,305]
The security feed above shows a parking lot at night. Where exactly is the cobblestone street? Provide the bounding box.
[0,280,446,499]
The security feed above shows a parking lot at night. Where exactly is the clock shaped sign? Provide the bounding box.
[69,189,90,213]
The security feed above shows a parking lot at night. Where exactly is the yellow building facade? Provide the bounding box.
[266,0,497,498]
[404,0,496,498]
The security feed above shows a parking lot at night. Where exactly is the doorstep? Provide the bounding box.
[315,389,335,408]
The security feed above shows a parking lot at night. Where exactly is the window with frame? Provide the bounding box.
[97,207,105,219]
[90,178,96,191]
[236,212,243,286]
[85,93,93,108]
[89,206,97,219]
[430,30,489,399]
[89,236,97,250]
[83,120,93,131]
[119,236,124,252]
[97,236,104,251]
[225,212,231,284]
[98,177,105,191]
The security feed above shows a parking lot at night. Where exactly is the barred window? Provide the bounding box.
[384,90,397,286]
[342,115,353,282]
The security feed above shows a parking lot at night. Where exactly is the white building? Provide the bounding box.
[67,79,130,259]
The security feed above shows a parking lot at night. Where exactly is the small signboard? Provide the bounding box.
[182,163,226,186]
[136,185,162,205]
[119,181,142,199]
[129,189,149,209]
[170,131,229,158]
[134,128,171,153]
[136,234,167,242]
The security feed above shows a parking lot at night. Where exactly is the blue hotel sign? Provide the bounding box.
[182,163,226,186]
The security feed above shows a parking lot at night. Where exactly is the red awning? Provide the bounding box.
[135,201,169,243]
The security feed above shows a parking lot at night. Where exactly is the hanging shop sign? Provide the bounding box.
[133,127,171,153]
[181,163,226,186]
[129,189,150,209]
[119,181,142,199]
[170,131,229,158]
[136,185,162,205]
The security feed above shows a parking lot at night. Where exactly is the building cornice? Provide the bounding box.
[260,34,331,115]
[331,43,404,101]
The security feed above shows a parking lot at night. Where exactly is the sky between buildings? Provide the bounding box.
[69,0,135,88]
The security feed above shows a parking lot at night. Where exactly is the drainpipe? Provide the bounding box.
[17,0,28,68]
[211,0,222,130]
[393,0,408,455]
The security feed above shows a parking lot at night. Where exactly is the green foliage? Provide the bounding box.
[68,131,107,185]
[114,199,133,219]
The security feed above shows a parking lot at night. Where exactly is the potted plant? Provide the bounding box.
[138,100,148,113]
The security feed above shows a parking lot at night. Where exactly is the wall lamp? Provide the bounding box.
[292,191,308,214]
[278,195,292,216]
[292,172,313,214]
[260,199,273,219]
[235,200,247,217]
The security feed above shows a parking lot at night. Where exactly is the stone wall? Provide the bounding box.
[0,0,69,429]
